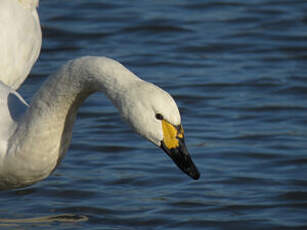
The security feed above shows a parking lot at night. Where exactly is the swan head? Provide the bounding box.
[69,56,200,180]
[120,81,200,180]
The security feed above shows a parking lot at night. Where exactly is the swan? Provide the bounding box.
[0,0,41,90]
[0,56,200,190]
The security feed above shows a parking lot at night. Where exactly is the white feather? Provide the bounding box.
[0,0,41,90]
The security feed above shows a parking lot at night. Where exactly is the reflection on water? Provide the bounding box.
[1,0,307,229]
[0,214,87,225]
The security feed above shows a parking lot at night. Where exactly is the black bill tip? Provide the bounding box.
[161,141,200,180]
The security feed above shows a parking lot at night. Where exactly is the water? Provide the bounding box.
[1,0,307,229]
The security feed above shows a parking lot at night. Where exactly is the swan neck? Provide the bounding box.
[4,57,140,187]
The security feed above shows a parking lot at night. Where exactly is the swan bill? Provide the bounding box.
[161,120,200,180]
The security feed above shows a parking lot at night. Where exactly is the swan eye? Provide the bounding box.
[155,113,163,120]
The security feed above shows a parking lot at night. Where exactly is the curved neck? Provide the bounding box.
[5,57,140,186]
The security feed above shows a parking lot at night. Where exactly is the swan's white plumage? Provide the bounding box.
[18,0,39,9]
[0,81,28,155]
[0,0,41,90]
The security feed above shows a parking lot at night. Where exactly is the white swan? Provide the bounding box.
[0,0,41,90]
[0,56,200,190]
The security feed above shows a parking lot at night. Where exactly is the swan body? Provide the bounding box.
[0,56,200,190]
[0,0,41,90]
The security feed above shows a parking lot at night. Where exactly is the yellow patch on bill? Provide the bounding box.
[177,126,184,139]
[162,120,184,149]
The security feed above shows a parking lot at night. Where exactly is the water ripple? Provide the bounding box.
[1,0,307,229]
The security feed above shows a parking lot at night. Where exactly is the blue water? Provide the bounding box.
[1,0,307,229]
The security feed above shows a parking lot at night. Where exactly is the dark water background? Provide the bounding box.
[1,0,307,229]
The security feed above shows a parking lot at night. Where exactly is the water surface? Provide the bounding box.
[1,0,307,229]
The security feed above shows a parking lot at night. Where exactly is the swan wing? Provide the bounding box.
[0,0,41,90]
